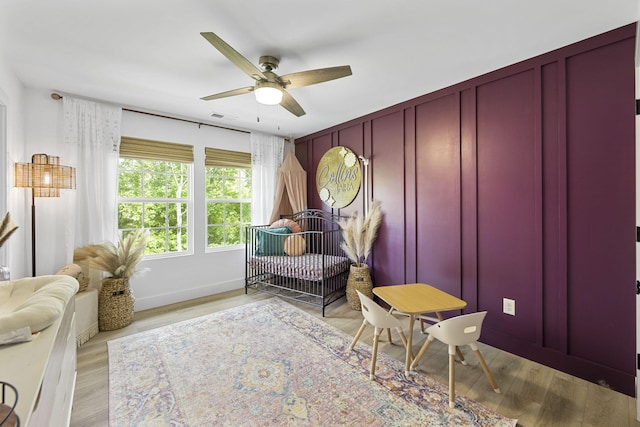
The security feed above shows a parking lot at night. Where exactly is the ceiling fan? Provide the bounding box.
[200,32,352,117]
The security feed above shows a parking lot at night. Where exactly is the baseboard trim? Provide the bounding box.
[133,279,244,311]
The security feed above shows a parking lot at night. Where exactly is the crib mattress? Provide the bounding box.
[249,253,350,282]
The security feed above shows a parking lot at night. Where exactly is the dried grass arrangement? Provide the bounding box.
[0,212,18,248]
[338,200,383,267]
[74,229,149,278]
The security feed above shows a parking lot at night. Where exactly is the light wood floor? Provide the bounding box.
[71,290,640,427]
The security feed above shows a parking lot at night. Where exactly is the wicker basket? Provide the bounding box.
[98,277,135,331]
[77,272,90,293]
[346,264,373,310]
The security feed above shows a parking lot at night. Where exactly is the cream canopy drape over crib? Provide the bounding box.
[269,151,307,223]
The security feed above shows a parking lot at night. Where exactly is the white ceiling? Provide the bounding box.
[1,1,638,139]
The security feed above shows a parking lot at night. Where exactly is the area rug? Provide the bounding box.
[108,298,517,426]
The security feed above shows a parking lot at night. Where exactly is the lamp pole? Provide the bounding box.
[31,190,36,277]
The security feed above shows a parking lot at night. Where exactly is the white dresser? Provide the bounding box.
[0,296,76,426]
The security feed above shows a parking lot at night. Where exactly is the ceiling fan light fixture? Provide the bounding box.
[200,32,351,116]
[254,81,283,105]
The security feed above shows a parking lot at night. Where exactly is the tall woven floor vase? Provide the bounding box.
[98,277,135,331]
[346,264,373,310]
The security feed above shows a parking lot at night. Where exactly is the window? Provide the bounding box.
[118,137,193,256]
[205,147,251,248]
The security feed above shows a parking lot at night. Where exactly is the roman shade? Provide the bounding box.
[205,147,251,168]
[120,137,194,163]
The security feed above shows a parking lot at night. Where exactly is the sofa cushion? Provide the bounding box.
[0,279,35,315]
[0,275,79,335]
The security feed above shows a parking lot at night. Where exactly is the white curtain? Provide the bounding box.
[63,96,122,259]
[250,132,284,225]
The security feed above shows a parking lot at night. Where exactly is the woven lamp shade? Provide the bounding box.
[15,154,76,197]
[14,153,76,277]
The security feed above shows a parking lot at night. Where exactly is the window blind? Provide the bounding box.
[204,147,251,168]
[120,136,194,163]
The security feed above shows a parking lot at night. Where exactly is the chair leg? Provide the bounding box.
[371,327,381,380]
[386,307,396,343]
[435,312,467,365]
[456,346,468,365]
[448,352,456,408]
[395,327,408,349]
[473,348,501,393]
[410,336,434,370]
[349,319,367,351]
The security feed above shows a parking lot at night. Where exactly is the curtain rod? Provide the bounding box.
[50,92,250,134]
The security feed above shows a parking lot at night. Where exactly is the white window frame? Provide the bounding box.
[118,157,194,259]
[205,166,251,252]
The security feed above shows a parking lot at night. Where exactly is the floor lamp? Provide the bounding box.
[15,154,76,277]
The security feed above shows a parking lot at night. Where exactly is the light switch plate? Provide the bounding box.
[503,298,516,316]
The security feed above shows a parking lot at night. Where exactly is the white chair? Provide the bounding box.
[348,290,408,380]
[391,309,468,365]
[409,311,500,408]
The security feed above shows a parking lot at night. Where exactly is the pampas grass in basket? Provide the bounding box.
[73,229,149,279]
[74,229,149,331]
[340,200,383,310]
[338,200,383,267]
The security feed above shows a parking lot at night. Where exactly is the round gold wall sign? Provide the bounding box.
[316,146,362,208]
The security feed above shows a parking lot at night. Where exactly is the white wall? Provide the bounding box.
[0,52,28,279]
[3,81,293,310]
[14,87,258,311]
[120,109,251,310]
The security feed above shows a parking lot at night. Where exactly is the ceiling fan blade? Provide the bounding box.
[200,32,267,81]
[279,65,352,89]
[201,86,254,101]
[280,90,306,117]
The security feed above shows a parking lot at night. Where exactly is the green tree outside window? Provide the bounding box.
[206,167,251,248]
[118,158,190,255]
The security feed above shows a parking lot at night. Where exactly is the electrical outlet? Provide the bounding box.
[503,298,516,316]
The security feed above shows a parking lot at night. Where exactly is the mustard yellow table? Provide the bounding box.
[373,283,467,374]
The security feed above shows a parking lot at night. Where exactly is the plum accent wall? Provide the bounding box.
[295,24,637,395]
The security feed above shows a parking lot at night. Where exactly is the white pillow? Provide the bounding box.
[56,263,82,278]
[0,275,79,335]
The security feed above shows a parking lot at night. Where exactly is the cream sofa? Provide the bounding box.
[0,275,78,426]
